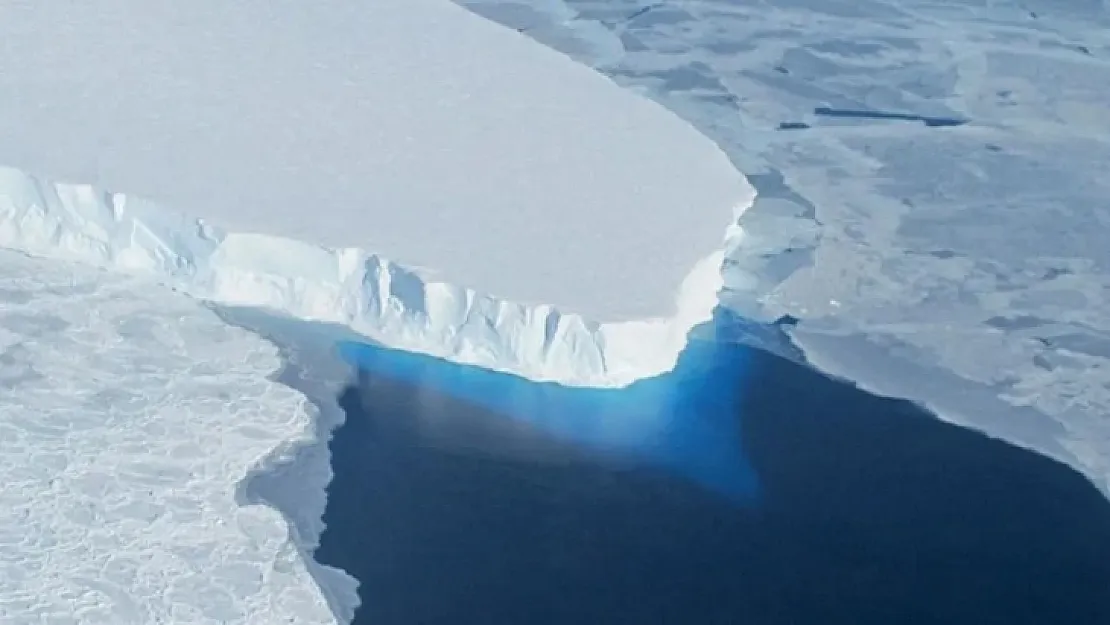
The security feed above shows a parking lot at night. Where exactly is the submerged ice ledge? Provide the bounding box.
[0,165,750,386]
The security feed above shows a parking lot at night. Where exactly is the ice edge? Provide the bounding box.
[0,164,753,388]
[225,311,362,624]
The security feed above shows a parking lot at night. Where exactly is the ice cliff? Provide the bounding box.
[0,167,750,386]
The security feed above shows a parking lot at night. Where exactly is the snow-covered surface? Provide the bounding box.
[0,250,341,624]
[0,0,753,387]
[457,0,1110,493]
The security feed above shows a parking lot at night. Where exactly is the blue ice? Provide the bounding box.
[336,328,760,503]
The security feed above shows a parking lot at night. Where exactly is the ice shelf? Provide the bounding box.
[0,0,753,386]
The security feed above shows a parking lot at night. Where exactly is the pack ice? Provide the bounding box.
[0,0,752,386]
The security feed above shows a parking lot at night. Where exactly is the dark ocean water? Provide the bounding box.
[314,329,1110,625]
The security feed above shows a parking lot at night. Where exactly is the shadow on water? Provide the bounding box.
[317,318,1110,625]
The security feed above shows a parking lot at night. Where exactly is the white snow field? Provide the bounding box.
[456,0,1110,493]
[0,250,345,624]
[0,0,753,387]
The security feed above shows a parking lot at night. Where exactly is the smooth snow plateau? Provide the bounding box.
[0,0,753,387]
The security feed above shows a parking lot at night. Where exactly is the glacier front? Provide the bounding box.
[0,0,753,386]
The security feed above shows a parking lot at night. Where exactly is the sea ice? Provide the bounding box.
[0,251,345,624]
[463,0,1110,494]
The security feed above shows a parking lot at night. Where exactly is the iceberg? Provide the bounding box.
[0,0,753,386]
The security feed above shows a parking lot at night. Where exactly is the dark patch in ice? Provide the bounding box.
[0,288,33,305]
[624,5,658,23]
[701,39,763,55]
[808,40,890,58]
[752,0,910,19]
[763,246,814,281]
[744,170,818,221]
[742,68,867,113]
[984,315,1050,331]
[1042,266,1073,281]
[777,121,810,130]
[1,312,69,336]
[780,48,858,82]
[622,4,692,29]
[773,314,800,327]
[461,2,551,33]
[705,308,806,364]
[655,63,727,92]
[114,316,161,341]
[0,343,43,387]
[1041,332,1110,360]
[927,249,958,259]
[618,31,650,53]
[987,316,1110,368]
[814,106,969,127]
[989,318,1110,362]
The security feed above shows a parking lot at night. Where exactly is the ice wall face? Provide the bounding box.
[0,0,753,387]
[0,167,742,386]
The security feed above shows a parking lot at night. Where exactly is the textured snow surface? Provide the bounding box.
[0,251,338,624]
[459,0,1110,492]
[0,0,753,387]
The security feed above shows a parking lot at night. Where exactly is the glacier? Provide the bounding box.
[0,0,753,387]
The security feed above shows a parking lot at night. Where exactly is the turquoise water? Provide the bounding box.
[316,320,1110,625]
[336,331,761,503]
